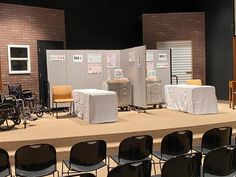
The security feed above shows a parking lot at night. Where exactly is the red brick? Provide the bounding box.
[0,3,65,95]
[143,12,205,84]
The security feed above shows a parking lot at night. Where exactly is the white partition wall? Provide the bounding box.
[47,50,68,108]
[46,49,121,108]
[146,49,171,101]
[120,46,147,108]
[66,50,86,89]
[46,47,146,109]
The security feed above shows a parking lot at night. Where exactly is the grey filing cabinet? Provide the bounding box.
[146,79,162,107]
[107,80,131,110]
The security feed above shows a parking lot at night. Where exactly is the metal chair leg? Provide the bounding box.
[52,102,54,116]
[56,103,58,118]
[69,102,71,115]
[73,102,75,117]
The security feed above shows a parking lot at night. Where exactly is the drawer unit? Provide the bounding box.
[107,80,131,109]
[146,79,162,105]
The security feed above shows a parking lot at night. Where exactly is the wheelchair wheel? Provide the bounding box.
[0,104,17,131]
[35,104,44,117]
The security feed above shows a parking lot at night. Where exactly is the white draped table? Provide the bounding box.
[165,84,218,114]
[73,89,118,123]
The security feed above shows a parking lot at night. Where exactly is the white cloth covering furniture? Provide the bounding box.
[165,84,218,114]
[73,89,118,123]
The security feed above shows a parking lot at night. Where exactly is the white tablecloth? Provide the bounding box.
[73,89,118,123]
[165,84,218,114]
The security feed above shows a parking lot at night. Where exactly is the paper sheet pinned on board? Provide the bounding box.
[88,63,102,74]
[106,53,116,68]
[146,51,154,62]
[128,50,135,62]
[87,53,102,63]
[147,62,155,70]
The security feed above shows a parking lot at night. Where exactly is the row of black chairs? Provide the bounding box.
[3,146,236,177]
[0,126,233,177]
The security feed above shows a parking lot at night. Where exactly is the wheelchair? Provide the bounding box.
[7,83,44,118]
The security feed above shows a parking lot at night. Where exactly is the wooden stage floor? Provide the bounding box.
[2,102,236,176]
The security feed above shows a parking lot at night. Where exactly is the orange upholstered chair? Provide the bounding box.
[52,85,74,118]
[186,79,202,86]
[229,81,236,109]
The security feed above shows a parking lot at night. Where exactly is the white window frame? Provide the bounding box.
[8,45,31,74]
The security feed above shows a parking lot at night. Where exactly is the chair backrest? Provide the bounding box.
[107,160,151,177]
[8,83,23,99]
[118,135,153,161]
[201,127,232,150]
[15,144,57,176]
[161,130,193,156]
[70,140,106,166]
[186,79,202,86]
[52,85,72,100]
[203,146,236,176]
[161,152,202,177]
[231,81,236,92]
[0,148,11,177]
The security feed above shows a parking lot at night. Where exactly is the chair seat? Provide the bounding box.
[54,98,74,103]
[193,145,212,155]
[110,155,151,165]
[16,165,56,177]
[204,171,236,177]
[153,151,176,161]
[0,168,11,177]
[62,173,96,177]
[63,160,106,172]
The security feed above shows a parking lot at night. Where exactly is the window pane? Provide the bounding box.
[11,60,28,71]
[10,47,28,58]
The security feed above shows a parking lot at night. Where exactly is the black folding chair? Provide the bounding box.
[15,144,58,177]
[62,140,107,176]
[0,148,12,177]
[203,146,236,177]
[62,173,95,177]
[194,126,232,155]
[152,152,202,177]
[108,135,156,174]
[153,130,193,169]
[107,160,151,177]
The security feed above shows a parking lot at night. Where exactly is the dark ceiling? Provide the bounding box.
[0,0,64,9]
[0,0,205,12]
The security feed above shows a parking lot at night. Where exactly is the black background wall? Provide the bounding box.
[0,0,234,99]
[204,0,234,99]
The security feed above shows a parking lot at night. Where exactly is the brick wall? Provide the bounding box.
[0,3,65,95]
[143,13,205,83]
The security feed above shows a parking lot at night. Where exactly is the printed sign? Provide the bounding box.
[73,55,83,63]
[158,53,167,61]
[49,55,65,61]
[156,63,169,69]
